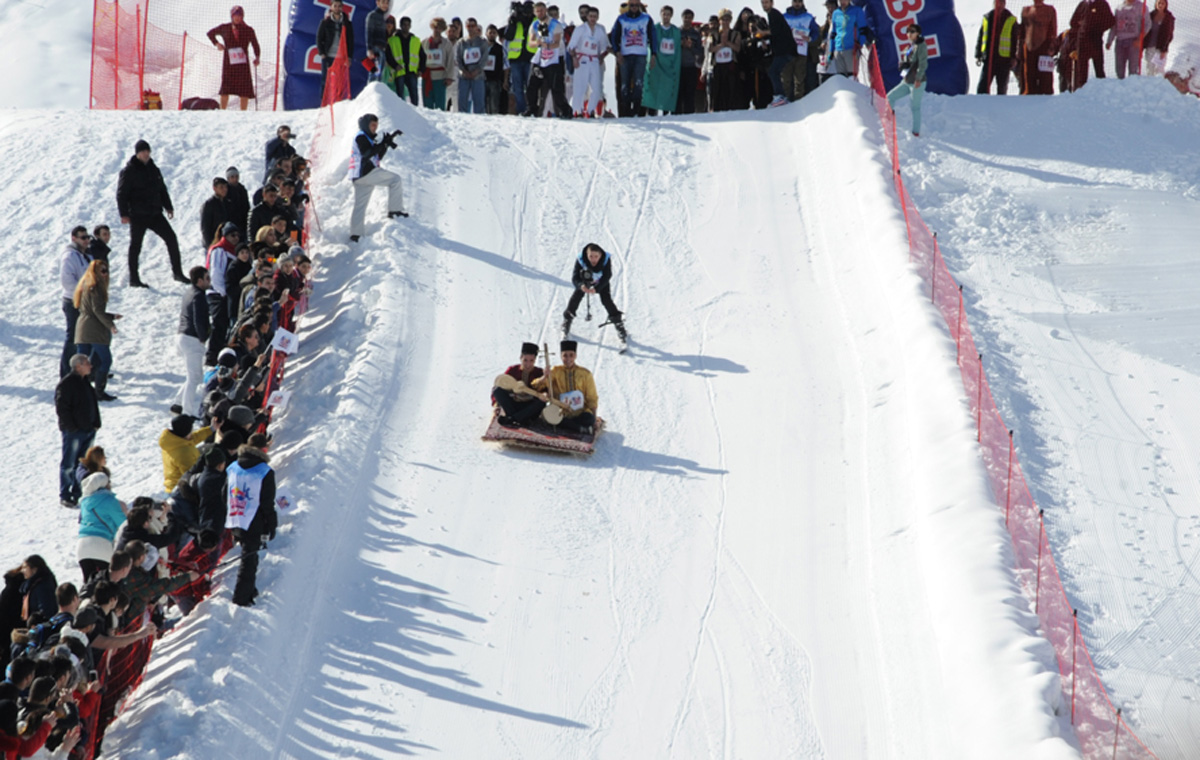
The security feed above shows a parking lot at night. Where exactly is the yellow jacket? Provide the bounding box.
[533,364,598,416]
[158,426,213,492]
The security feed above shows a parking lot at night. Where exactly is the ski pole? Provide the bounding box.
[585,292,592,321]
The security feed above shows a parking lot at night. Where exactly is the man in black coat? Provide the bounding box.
[116,139,186,287]
[317,0,355,100]
[263,126,298,179]
[86,225,112,263]
[248,184,283,239]
[225,435,278,606]
[55,354,102,507]
[199,177,233,249]
[225,167,251,239]
[762,0,796,106]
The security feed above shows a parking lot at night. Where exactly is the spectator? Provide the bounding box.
[349,113,408,243]
[200,177,233,249]
[446,17,463,112]
[611,0,655,116]
[677,10,703,112]
[888,24,928,135]
[55,355,101,508]
[176,266,211,417]
[317,0,355,99]
[225,167,251,239]
[247,185,282,245]
[86,225,112,264]
[760,0,795,106]
[828,0,867,79]
[816,0,837,83]
[782,0,816,100]
[484,24,507,114]
[117,541,198,622]
[225,245,254,318]
[506,1,538,115]
[528,2,572,117]
[83,577,154,657]
[1107,0,1151,78]
[251,225,288,262]
[1142,0,1174,75]
[116,139,185,288]
[457,18,489,114]
[365,0,394,83]
[73,446,109,494]
[1068,0,1115,88]
[977,0,1020,93]
[226,434,278,607]
[644,6,683,113]
[569,7,611,117]
[207,5,261,110]
[58,227,93,378]
[709,9,743,110]
[735,9,771,110]
[424,18,453,109]
[17,557,57,625]
[0,569,23,671]
[77,473,126,584]
[205,223,241,366]
[392,16,425,105]
[159,415,214,493]
[1021,0,1058,93]
[73,260,120,402]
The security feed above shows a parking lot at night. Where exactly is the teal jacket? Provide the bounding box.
[79,490,125,541]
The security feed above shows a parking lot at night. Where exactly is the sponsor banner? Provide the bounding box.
[860,0,968,94]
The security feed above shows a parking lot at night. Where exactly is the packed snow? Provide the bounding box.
[4,1,1200,759]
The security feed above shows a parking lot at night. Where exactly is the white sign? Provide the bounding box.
[271,327,299,355]
[267,389,291,411]
[276,487,294,511]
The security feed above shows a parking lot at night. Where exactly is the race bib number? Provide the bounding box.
[485,54,497,71]
[715,47,733,64]
[624,28,645,48]
[659,38,675,55]
[582,39,599,55]
[792,27,809,54]
[541,45,556,60]
[559,390,585,411]
[228,46,248,65]
[464,46,482,65]
[428,48,444,67]
[1038,54,1054,72]
[1117,15,1140,34]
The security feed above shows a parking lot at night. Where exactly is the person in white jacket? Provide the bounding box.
[568,7,611,116]
[1106,0,1151,77]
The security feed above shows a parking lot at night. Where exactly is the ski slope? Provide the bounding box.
[2,81,1083,758]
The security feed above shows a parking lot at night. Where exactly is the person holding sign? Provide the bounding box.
[887,24,929,137]
[207,6,261,110]
[1021,0,1058,93]
[492,342,548,428]
[457,19,490,113]
[709,10,743,111]
[568,6,612,116]
[643,6,682,113]
[532,341,599,434]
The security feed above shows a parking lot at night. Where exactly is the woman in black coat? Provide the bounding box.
[18,556,57,625]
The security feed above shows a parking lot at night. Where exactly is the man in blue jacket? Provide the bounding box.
[829,0,870,77]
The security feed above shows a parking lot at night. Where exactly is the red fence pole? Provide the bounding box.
[90,0,99,109]
[113,0,120,108]
[1035,509,1045,613]
[1114,708,1123,759]
[178,31,187,110]
[135,6,143,103]
[976,354,983,441]
[274,0,282,110]
[1071,609,1079,724]
[930,232,938,303]
[1004,429,1015,526]
[141,0,150,92]
[955,285,964,365]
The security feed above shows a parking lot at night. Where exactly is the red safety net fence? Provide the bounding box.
[90,0,284,110]
[865,47,1157,760]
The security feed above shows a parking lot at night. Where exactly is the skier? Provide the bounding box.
[562,243,627,345]
[348,113,407,244]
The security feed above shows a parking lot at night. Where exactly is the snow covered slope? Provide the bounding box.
[3,81,1086,757]
[899,77,1200,760]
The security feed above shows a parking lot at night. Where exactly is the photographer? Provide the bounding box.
[505,0,537,115]
[348,114,408,244]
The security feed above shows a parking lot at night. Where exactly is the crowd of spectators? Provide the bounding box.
[322,0,875,116]
[29,126,312,758]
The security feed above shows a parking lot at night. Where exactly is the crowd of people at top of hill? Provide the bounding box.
[973,0,1177,95]
[35,125,308,756]
[319,0,876,117]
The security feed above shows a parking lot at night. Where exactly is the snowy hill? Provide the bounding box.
[4,80,1085,758]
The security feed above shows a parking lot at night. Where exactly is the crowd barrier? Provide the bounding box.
[864,47,1157,759]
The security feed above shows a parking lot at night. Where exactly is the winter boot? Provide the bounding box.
[561,310,575,337]
[614,320,628,342]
